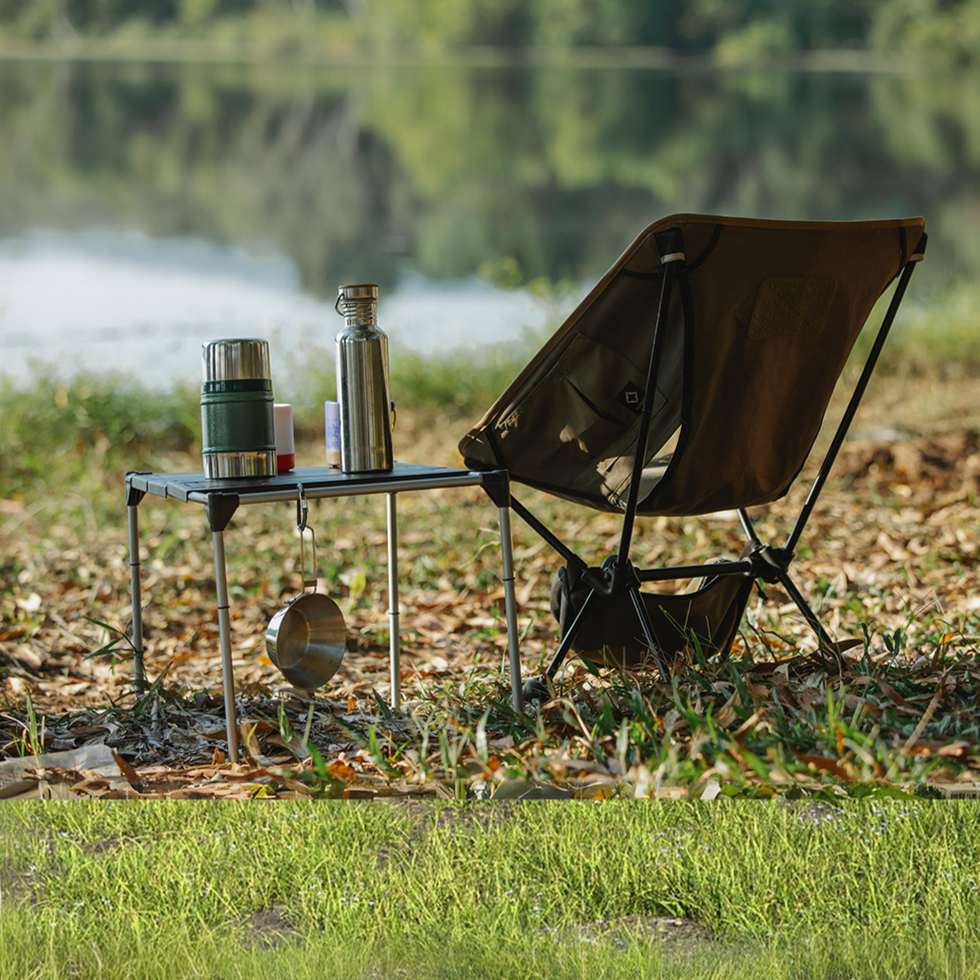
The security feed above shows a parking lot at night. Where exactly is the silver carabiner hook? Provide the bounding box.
[295,483,316,593]
[296,482,308,533]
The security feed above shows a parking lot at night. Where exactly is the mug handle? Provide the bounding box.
[296,484,317,593]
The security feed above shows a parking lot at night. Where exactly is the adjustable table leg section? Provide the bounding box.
[386,492,401,709]
[125,475,148,691]
[497,504,524,714]
[126,503,146,690]
[205,492,242,765]
[211,529,240,765]
[480,470,524,713]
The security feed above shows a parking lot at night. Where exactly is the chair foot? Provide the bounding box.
[522,676,552,703]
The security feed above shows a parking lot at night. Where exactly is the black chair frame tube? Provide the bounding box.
[786,249,923,555]
[617,257,679,566]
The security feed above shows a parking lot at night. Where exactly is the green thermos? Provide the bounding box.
[200,338,277,479]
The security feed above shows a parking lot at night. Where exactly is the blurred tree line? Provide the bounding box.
[1,58,978,297]
[3,0,980,65]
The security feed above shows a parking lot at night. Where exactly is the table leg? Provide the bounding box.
[497,504,524,714]
[211,529,240,765]
[127,503,147,690]
[386,492,401,709]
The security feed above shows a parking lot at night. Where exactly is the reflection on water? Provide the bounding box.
[0,58,977,385]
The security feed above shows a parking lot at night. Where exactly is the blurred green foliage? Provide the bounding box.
[2,17,980,415]
[0,373,199,503]
[5,0,980,65]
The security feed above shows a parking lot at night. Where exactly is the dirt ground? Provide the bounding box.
[2,373,980,798]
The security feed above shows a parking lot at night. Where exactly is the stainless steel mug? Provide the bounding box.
[265,509,346,690]
[201,338,276,479]
[335,284,393,473]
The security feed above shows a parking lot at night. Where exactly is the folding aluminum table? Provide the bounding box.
[124,463,523,764]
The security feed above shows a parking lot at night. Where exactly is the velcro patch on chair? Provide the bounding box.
[747,276,837,340]
[615,381,645,416]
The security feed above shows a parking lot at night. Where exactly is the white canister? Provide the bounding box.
[324,400,340,467]
[274,403,295,472]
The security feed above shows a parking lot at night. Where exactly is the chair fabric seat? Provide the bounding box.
[460,214,926,518]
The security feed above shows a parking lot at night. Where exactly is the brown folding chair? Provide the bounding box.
[459,214,927,700]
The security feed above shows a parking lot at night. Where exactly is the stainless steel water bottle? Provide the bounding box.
[200,338,277,479]
[335,283,393,472]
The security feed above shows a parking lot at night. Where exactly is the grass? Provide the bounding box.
[363,642,972,794]
[2,322,980,978]
[2,800,980,979]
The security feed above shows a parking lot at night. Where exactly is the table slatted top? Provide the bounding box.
[127,463,499,503]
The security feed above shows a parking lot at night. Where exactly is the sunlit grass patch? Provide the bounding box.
[2,802,980,979]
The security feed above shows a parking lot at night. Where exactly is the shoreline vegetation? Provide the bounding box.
[0,38,936,73]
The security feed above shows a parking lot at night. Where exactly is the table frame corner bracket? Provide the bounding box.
[125,472,151,506]
[478,468,511,508]
[206,492,241,532]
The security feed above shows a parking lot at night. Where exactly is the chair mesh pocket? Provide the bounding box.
[551,563,753,668]
[496,333,663,502]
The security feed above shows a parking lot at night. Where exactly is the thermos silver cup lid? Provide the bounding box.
[202,339,272,382]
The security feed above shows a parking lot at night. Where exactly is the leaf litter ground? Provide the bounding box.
[3,382,980,800]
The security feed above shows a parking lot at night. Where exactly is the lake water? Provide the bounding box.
[0,227,565,388]
[0,59,976,389]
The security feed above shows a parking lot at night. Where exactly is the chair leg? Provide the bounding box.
[626,586,671,682]
[775,570,836,651]
[524,589,597,700]
[528,582,672,700]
